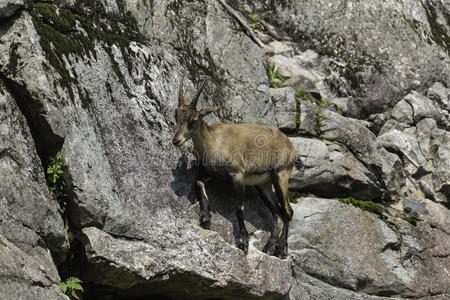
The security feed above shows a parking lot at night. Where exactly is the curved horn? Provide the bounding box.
[190,79,207,109]
[178,75,185,107]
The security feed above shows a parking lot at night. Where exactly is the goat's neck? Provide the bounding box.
[191,119,212,158]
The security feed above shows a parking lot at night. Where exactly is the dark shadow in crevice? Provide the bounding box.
[0,75,65,167]
[0,6,23,38]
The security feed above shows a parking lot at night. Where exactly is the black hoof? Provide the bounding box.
[200,211,211,223]
[278,247,289,259]
[272,243,288,259]
[236,235,249,254]
[200,220,211,230]
[263,239,277,255]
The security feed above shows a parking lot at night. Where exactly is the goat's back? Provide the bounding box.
[206,123,296,173]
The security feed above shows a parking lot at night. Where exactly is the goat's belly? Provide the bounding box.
[244,173,270,185]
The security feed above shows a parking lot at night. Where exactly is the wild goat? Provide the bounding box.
[172,78,300,258]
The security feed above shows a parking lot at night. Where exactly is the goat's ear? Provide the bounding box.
[200,106,220,117]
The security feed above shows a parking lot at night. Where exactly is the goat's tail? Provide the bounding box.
[294,154,304,171]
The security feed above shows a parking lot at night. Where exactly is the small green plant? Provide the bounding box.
[335,197,384,216]
[314,105,326,137]
[402,216,421,226]
[295,88,314,129]
[249,13,261,29]
[288,191,303,203]
[269,64,286,88]
[47,152,67,214]
[295,88,313,102]
[296,112,301,129]
[321,99,343,115]
[60,276,84,298]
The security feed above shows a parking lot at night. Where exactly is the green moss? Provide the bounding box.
[288,191,302,203]
[27,1,146,104]
[28,3,94,102]
[402,216,421,226]
[295,88,313,102]
[335,197,384,216]
[32,3,76,33]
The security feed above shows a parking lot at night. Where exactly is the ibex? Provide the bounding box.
[172,78,300,258]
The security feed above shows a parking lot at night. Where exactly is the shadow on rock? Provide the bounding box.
[170,155,275,250]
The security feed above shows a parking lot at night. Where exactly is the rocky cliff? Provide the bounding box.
[0,0,448,299]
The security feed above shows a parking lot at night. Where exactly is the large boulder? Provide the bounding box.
[288,197,450,299]
[289,137,381,201]
[390,91,443,126]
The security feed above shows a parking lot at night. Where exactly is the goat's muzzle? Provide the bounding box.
[172,137,184,147]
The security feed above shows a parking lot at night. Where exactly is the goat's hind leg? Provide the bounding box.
[232,173,249,253]
[255,183,282,255]
[271,168,293,258]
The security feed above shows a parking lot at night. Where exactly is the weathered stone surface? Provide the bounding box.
[427,82,450,110]
[320,109,404,200]
[268,51,332,100]
[258,0,450,116]
[0,0,23,19]
[289,270,392,300]
[289,198,450,298]
[0,234,68,300]
[391,91,443,126]
[127,0,275,125]
[296,102,403,201]
[289,137,381,200]
[414,119,450,204]
[378,129,428,176]
[269,87,296,132]
[0,0,449,298]
[81,226,291,299]
[0,1,287,298]
[0,80,68,263]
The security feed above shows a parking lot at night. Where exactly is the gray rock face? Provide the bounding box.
[0,0,449,299]
[81,226,291,299]
[289,137,381,201]
[0,1,287,298]
[391,91,443,126]
[270,87,297,132]
[289,198,450,299]
[378,116,450,205]
[0,234,68,300]
[0,0,23,19]
[259,0,450,116]
[0,81,68,298]
[320,109,404,200]
[428,82,450,110]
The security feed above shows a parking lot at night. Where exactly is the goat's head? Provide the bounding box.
[172,78,219,147]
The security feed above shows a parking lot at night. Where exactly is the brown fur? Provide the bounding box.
[172,79,297,257]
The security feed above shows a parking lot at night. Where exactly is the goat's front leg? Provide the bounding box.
[196,169,211,228]
[231,173,248,253]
